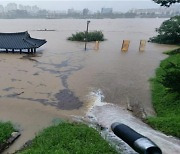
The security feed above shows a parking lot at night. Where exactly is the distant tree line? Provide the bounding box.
[0,9,179,19]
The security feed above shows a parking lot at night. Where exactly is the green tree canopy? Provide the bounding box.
[153,0,180,6]
[149,16,180,44]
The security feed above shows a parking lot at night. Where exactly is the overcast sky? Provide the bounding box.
[0,0,163,12]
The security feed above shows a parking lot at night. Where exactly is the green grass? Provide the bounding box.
[147,48,180,138]
[163,47,180,55]
[0,121,14,145]
[18,122,117,154]
[68,31,105,42]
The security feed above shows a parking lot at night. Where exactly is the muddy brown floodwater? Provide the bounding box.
[0,19,177,153]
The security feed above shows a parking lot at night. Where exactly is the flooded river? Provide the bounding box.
[0,19,178,153]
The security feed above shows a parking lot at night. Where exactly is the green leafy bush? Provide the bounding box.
[149,16,180,45]
[160,61,180,93]
[68,31,105,42]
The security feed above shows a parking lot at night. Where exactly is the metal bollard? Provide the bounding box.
[111,122,162,154]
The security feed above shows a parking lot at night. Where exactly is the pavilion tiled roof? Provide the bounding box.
[0,31,46,49]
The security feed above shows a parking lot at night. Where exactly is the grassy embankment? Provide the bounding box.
[18,122,117,154]
[0,121,14,146]
[68,31,105,42]
[147,48,180,138]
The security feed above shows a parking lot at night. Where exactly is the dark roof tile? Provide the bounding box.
[0,31,46,49]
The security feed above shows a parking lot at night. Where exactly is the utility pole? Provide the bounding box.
[85,20,90,51]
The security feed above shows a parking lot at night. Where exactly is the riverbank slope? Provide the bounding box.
[147,48,180,138]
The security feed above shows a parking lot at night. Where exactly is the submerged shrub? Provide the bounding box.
[68,31,105,42]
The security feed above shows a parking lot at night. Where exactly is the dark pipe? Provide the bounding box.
[111,122,162,154]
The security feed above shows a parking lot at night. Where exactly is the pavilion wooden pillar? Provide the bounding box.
[20,49,22,54]
[31,48,33,54]
[12,49,14,54]
[6,49,8,53]
[34,48,36,54]
[28,49,30,54]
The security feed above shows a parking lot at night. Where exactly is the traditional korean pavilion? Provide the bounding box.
[0,31,46,54]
